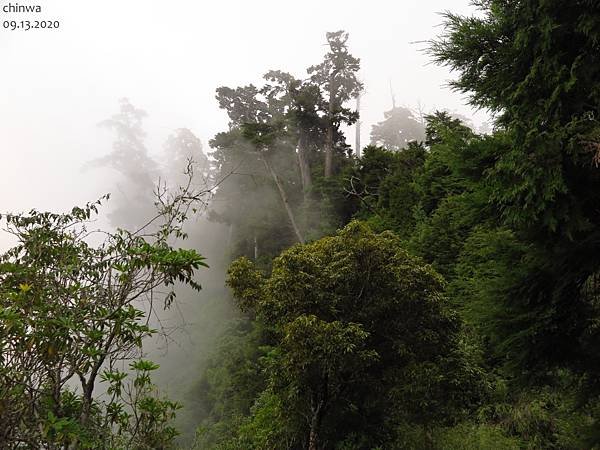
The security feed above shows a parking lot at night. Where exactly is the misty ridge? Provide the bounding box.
[2,1,600,449]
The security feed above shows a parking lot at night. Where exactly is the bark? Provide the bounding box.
[324,101,334,178]
[324,72,338,178]
[261,156,305,244]
[72,324,118,449]
[297,130,313,198]
[308,379,329,450]
[355,94,361,158]
[307,402,323,450]
[80,380,94,425]
[308,419,319,450]
[253,234,259,260]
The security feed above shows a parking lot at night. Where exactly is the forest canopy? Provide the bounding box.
[2,1,600,449]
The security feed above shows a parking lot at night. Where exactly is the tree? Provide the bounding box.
[209,124,297,261]
[370,106,426,151]
[209,33,364,257]
[211,80,306,248]
[89,98,159,229]
[429,2,600,440]
[308,31,362,177]
[0,171,209,449]
[162,128,211,191]
[429,0,600,364]
[344,143,427,237]
[287,78,324,198]
[240,121,305,244]
[226,221,483,448]
[429,0,600,237]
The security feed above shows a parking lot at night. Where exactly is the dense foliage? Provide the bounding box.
[0,178,208,449]
[5,1,600,448]
[219,222,484,449]
[192,2,600,447]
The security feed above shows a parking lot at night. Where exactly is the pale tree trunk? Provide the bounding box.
[324,126,333,178]
[261,156,305,244]
[308,418,319,450]
[324,107,334,178]
[307,401,324,450]
[297,130,312,199]
[324,74,337,178]
[253,234,259,260]
[355,93,361,158]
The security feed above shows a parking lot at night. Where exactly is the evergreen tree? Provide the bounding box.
[370,106,425,151]
[308,31,362,177]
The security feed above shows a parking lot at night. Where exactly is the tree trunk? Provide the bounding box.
[253,233,259,260]
[324,75,336,178]
[297,130,312,198]
[261,156,305,244]
[324,115,334,178]
[68,377,94,450]
[307,404,323,450]
[308,424,319,450]
[355,93,361,158]
[80,379,94,427]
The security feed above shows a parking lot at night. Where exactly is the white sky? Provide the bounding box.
[0,0,485,250]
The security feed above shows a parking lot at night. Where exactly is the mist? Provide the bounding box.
[0,0,485,241]
[0,1,499,448]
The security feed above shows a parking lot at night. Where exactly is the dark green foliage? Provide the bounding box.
[201,23,600,440]
[219,222,484,448]
[199,93,600,449]
[346,144,426,238]
[410,194,482,279]
[429,0,600,237]
[428,0,600,390]
[192,319,273,449]
[190,4,600,447]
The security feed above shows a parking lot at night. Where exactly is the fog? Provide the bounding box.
[1,0,486,444]
[1,0,485,246]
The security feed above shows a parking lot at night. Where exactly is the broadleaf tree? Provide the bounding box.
[0,168,209,449]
